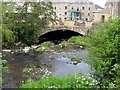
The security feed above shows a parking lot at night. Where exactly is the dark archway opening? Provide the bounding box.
[38,30,83,44]
[101,15,105,23]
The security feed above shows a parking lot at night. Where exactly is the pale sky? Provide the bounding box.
[89,0,108,8]
[3,0,108,8]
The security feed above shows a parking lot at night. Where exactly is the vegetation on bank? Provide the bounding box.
[2,25,16,48]
[68,36,89,47]
[88,18,120,88]
[22,66,52,80]
[0,58,8,84]
[21,74,97,88]
[59,40,69,48]
[35,41,52,54]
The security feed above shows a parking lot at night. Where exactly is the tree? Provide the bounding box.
[89,18,120,88]
[2,1,56,46]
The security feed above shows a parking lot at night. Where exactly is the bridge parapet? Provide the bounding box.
[39,24,88,36]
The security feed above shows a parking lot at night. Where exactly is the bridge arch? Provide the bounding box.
[38,29,83,44]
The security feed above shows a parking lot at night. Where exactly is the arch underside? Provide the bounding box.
[39,29,83,44]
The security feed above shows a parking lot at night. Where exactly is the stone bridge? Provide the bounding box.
[39,25,88,36]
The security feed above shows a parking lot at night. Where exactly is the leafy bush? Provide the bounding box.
[2,28,16,48]
[0,58,8,84]
[88,18,120,88]
[21,74,97,88]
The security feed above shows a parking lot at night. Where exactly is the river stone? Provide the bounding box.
[23,47,31,53]
[2,49,11,52]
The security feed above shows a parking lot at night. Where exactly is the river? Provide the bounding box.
[2,44,92,88]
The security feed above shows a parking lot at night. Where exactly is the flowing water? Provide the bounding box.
[2,44,92,88]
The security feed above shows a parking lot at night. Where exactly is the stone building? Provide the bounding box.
[93,0,120,23]
[104,0,120,17]
[93,7,110,23]
[46,0,96,22]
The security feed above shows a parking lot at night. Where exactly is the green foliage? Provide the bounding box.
[22,66,52,80]
[0,59,8,73]
[71,56,82,62]
[68,36,89,47]
[60,40,69,48]
[21,74,97,88]
[41,41,52,47]
[35,47,46,54]
[88,18,120,88]
[35,41,52,54]
[0,58,9,84]
[2,2,15,13]
[2,26,16,48]
[2,2,56,46]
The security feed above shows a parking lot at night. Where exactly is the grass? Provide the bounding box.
[68,36,89,47]
[35,41,52,54]
[41,41,52,47]
[35,36,90,54]
[59,40,69,48]
[21,74,97,88]
[35,46,46,54]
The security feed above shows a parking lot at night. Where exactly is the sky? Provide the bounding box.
[90,0,108,8]
[3,0,108,8]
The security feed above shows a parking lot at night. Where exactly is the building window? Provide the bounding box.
[64,17,67,20]
[55,7,56,9]
[89,7,90,10]
[101,15,105,23]
[65,6,67,9]
[65,12,67,15]
[86,18,88,21]
[88,13,90,16]
[82,7,85,10]
[77,8,79,11]
[72,7,74,10]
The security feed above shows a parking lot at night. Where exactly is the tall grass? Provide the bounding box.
[68,36,90,47]
[21,74,97,88]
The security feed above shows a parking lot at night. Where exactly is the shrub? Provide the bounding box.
[2,28,16,48]
[0,58,8,84]
[88,18,120,88]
